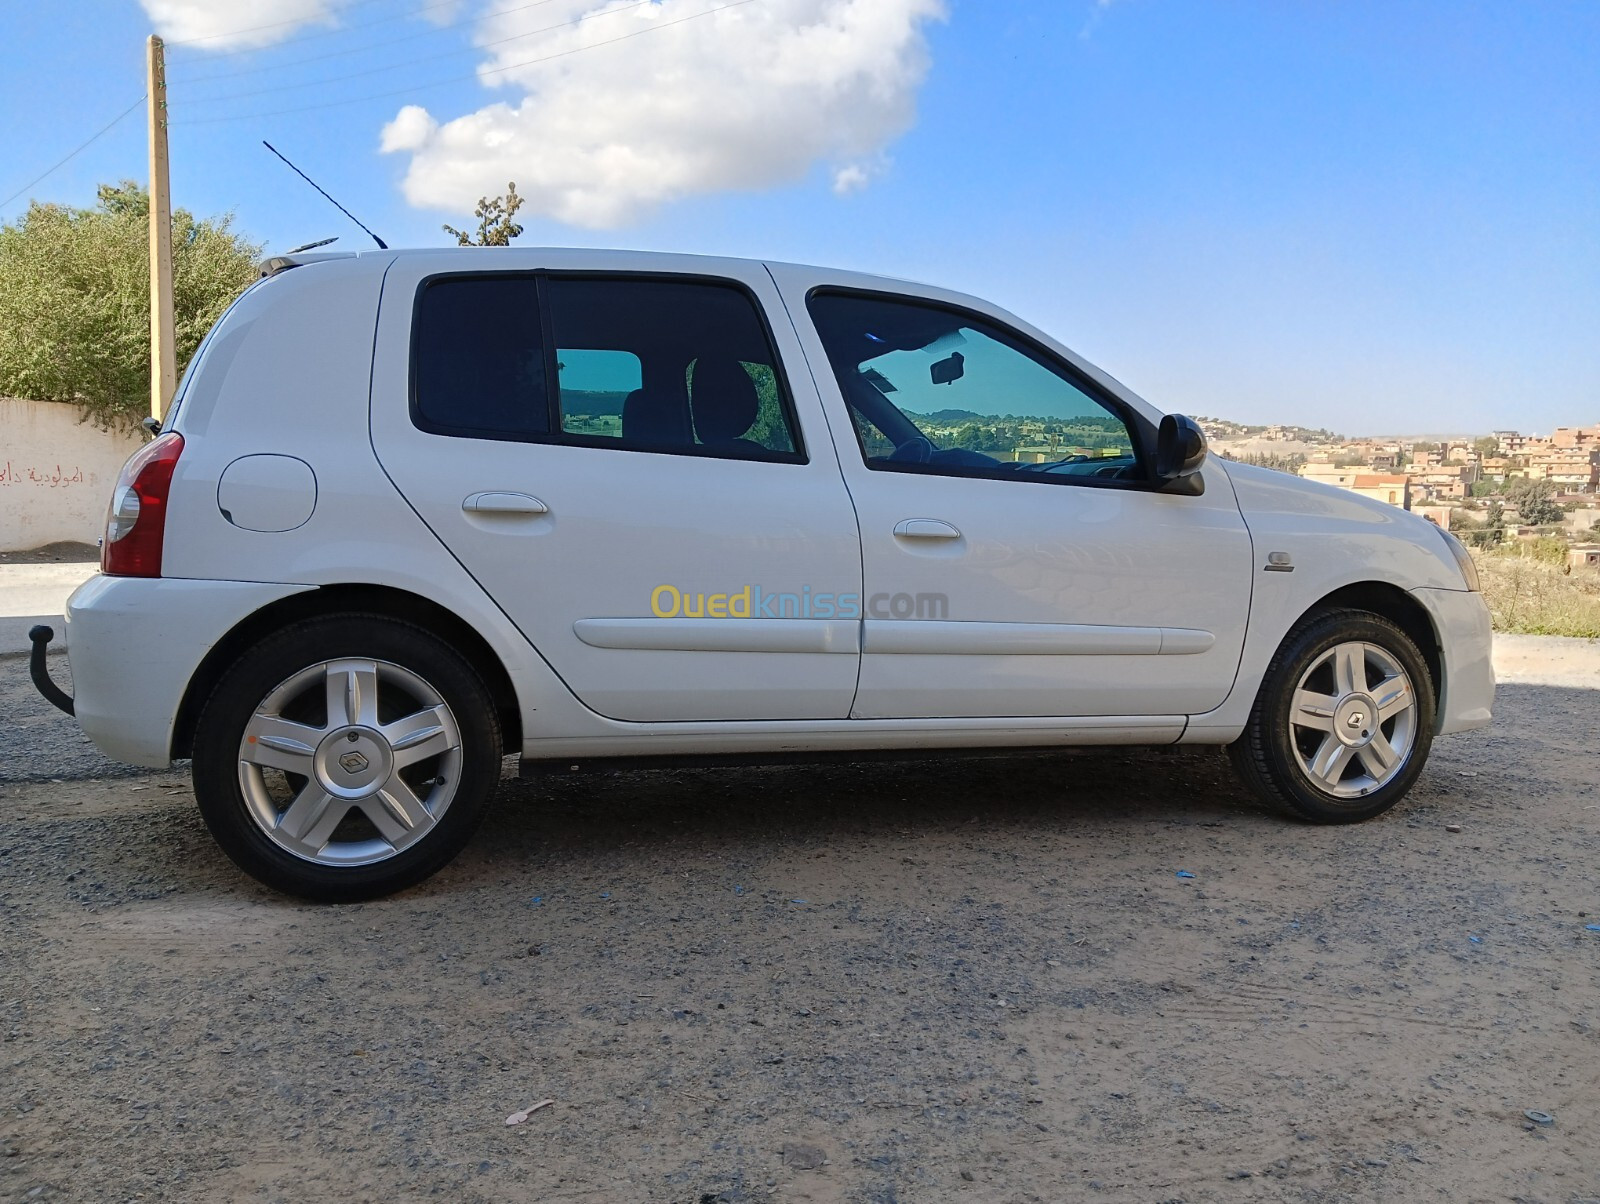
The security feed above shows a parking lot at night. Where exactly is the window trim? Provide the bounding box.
[408,269,809,465]
[805,285,1160,491]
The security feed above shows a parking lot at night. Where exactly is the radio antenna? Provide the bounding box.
[262,140,388,249]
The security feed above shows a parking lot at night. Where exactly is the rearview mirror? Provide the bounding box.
[930,351,965,386]
[1156,414,1207,495]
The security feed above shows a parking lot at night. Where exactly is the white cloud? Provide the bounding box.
[380,0,947,229]
[831,164,871,196]
[140,0,359,50]
[1079,0,1127,40]
[380,104,439,153]
[419,0,471,25]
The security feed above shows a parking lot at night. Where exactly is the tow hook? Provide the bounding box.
[28,625,75,716]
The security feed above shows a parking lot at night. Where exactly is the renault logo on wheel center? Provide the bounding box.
[338,751,370,774]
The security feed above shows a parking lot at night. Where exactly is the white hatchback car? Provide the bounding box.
[30,248,1493,900]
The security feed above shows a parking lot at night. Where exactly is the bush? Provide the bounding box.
[0,182,260,429]
[1477,547,1600,638]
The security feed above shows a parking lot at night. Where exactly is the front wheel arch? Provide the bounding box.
[173,584,522,760]
[1291,581,1441,711]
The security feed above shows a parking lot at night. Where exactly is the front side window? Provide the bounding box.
[807,291,1143,485]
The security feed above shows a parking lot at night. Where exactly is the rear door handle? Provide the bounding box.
[463,492,549,515]
[893,518,961,540]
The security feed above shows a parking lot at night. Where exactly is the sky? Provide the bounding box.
[1,0,1596,437]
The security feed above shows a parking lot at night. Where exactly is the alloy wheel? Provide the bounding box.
[1288,640,1418,799]
[236,658,464,866]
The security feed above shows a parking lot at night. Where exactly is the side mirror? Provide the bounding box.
[1156,414,1207,495]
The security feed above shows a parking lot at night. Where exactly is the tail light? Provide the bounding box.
[102,432,185,578]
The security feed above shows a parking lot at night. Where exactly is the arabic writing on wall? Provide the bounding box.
[0,463,92,488]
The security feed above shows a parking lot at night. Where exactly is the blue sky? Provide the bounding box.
[2,1,1596,436]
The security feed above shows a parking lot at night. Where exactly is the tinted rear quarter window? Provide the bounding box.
[412,275,548,440]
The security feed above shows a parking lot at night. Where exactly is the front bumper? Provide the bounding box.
[64,575,312,767]
[1412,586,1495,735]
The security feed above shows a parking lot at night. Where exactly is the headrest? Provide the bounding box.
[621,388,690,445]
[690,359,760,444]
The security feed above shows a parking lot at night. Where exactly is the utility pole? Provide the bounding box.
[146,34,176,423]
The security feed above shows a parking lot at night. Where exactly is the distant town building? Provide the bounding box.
[1551,425,1600,449]
[1349,474,1411,509]
[1233,419,1600,506]
[1300,464,1412,508]
[1301,464,1361,489]
[1526,446,1600,490]
[1496,430,1534,454]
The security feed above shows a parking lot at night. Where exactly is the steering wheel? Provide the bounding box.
[888,436,936,464]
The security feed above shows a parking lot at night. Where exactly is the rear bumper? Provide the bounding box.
[65,575,312,767]
[1413,586,1494,735]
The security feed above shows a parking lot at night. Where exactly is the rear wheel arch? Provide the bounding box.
[173,584,522,759]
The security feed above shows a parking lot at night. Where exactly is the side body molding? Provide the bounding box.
[864,621,1216,656]
[574,618,860,655]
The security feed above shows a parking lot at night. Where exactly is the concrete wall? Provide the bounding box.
[1,398,142,552]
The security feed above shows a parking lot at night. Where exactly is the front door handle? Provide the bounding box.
[893,518,961,540]
[463,492,549,516]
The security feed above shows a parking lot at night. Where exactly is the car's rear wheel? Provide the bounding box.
[192,614,501,901]
[1229,608,1435,823]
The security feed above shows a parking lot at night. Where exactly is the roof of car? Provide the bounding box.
[259,245,932,291]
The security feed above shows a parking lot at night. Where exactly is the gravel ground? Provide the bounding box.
[0,543,99,567]
[2,644,1598,1203]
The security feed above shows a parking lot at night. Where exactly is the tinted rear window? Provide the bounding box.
[546,277,801,459]
[412,276,548,440]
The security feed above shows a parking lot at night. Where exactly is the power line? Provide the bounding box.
[189,0,655,103]
[0,97,146,213]
[173,0,567,85]
[166,0,399,47]
[177,0,763,126]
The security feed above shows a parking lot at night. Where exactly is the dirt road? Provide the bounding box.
[2,643,1598,1203]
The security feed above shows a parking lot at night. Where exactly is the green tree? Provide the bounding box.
[1505,478,1563,526]
[443,183,525,246]
[0,181,260,429]
[1226,451,1306,474]
[741,362,794,452]
[1474,435,1500,460]
[1464,499,1507,549]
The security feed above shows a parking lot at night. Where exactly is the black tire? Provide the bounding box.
[1228,608,1436,823]
[192,614,502,901]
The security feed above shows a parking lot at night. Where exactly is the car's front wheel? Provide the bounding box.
[1229,608,1436,823]
[192,614,502,901]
